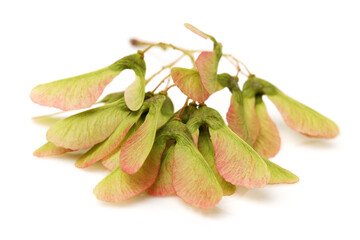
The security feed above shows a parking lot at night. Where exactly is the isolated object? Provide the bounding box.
[31,24,338,209]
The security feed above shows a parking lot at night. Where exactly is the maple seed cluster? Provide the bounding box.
[31,24,339,209]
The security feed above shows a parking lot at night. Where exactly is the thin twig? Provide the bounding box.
[145,54,185,85]
[224,55,249,77]
[176,97,190,118]
[164,83,176,93]
[151,73,171,93]
[131,39,199,66]
[165,77,171,89]
[223,55,250,77]
[223,54,253,76]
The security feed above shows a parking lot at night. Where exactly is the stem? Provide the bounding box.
[131,39,199,66]
[224,55,248,77]
[165,77,171,89]
[223,54,253,76]
[164,83,176,93]
[145,54,185,85]
[151,73,171,93]
[139,45,154,54]
[176,97,190,118]
[165,43,195,65]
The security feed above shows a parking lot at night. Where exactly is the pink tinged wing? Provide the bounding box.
[46,99,129,150]
[172,139,223,209]
[195,51,219,94]
[147,145,176,196]
[121,54,146,111]
[119,96,166,174]
[226,90,251,145]
[268,91,339,138]
[30,67,119,111]
[198,127,236,196]
[191,129,200,148]
[243,97,261,145]
[75,110,143,168]
[93,138,166,202]
[195,51,218,94]
[33,142,73,157]
[124,75,145,111]
[101,117,146,171]
[101,146,122,171]
[185,23,222,95]
[262,158,299,184]
[209,127,270,188]
[253,98,281,159]
[171,67,210,103]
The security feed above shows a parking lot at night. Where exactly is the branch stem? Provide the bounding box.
[223,54,253,76]
[145,54,185,85]
[131,39,200,66]
[164,83,176,93]
[151,74,171,93]
[176,97,190,118]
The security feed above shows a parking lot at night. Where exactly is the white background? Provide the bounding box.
[1,1,359,239]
